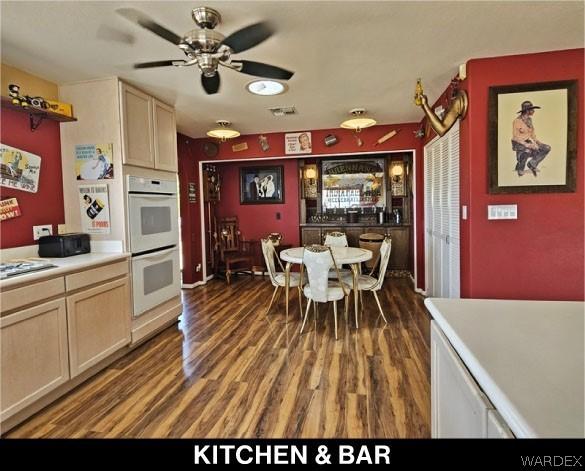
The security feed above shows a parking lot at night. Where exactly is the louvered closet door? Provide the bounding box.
[424,120,460,298]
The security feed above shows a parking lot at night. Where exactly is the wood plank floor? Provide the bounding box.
[6,276,432,438]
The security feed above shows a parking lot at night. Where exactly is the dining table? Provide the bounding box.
[280,246,372,327]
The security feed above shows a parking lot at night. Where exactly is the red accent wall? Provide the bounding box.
[215,159,300,247]
[178,123,422,285]
[0,108,65,248]
[461,49,584,300]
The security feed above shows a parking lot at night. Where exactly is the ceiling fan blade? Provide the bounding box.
[201,73,221,95]
[232,60,294,80]
[117,8,183,45]
[221,22,273,53]
[134,60,179,69]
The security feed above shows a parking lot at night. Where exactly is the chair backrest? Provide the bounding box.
[324,231,348,247]
[218,217,242,257]
[267,232,283,246]
[372,237,392,290]
[261,238,281,286]
[302,245,333,303]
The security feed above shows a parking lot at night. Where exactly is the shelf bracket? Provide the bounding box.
[29,113,46,132]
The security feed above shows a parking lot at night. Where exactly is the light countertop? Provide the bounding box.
[0,252,130,290]
[425,298,585,438]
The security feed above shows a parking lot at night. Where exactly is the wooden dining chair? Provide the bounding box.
[260,238,303,323]
[300,245,350,340]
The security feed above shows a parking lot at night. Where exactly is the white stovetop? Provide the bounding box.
[425,298,584,438]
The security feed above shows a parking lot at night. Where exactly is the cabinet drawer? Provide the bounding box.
[1,277,65,313]
[1,298,69,421]
[65,260,128,292]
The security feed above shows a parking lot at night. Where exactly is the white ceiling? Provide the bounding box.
[1,1,583,138]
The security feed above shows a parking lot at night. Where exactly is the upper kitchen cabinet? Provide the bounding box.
[152,99,178,172]
[120,82,155,169]
[120,82,178,172]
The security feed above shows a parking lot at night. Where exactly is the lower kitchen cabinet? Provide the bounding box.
[431,321,513,438]
[1,298,69,421]
[67,277,131,377]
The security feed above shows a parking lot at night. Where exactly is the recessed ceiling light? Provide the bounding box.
[246,80,287,96]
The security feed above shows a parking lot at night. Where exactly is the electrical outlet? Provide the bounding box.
[196,263,201,272]
[33,224,53,240]
[58,224,67,234]
[276,212,281,220]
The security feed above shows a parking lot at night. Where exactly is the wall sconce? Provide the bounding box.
[304,166,317,184]
[390,162,405,196]
[302,164,318,199]
[414,78,468,137]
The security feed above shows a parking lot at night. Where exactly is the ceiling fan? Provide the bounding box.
[118,6,294,95]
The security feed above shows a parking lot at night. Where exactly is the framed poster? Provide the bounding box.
[78,184,111,234]
[75,143,114,180]
[240,166,284,204]
[488,80,577,193]
[0,143,41,193]
[285,132,312,154]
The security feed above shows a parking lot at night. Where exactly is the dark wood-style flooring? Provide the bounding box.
[6,276,432,438]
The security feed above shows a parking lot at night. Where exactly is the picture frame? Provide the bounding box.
[240,165,284,204]
[285,132,312,154]
[488,80,577,194]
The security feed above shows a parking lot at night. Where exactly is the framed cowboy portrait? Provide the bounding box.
[488,80,577,193]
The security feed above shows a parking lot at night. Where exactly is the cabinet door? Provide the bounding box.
[431,321,491,437]
[387,227,409,270]
[301,227,322,246]
[67,277,131,377]
[120,82,154,168]
[487,410,514,438]
[153,99,178,172]
[1,298,69,421]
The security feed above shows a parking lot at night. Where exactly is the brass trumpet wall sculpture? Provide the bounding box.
[414,78,468,137]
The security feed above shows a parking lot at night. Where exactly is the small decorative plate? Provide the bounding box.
[202,141,219,157]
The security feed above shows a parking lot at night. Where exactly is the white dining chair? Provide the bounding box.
[324,231,348,247]
[261,238,303,323]
[300,245,350,340]
[324,231,351,279]
[341,237,392,324]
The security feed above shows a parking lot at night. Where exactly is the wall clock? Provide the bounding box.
[202,141,219,157]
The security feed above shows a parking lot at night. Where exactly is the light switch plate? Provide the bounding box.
[488,204,518,220]
[462,205,468,220]
[33,224,53,240]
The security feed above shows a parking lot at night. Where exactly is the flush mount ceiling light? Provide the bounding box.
[246,79,287,96]
[340,108,377,132]
[206,120,240,142]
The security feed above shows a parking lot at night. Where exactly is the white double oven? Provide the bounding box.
[127,176,180,317]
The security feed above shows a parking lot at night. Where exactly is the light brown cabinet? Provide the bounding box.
[120,82,178,172]
[67,277,131,377]
[153,99,178,172]
[1,298,69,421]
[120,82,154,168]
[0,258,132,429]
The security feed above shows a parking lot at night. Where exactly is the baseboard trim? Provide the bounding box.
[181,280,205,289]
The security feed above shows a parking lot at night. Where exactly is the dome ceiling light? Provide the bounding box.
[206,120,240,142]
[340,108,377,132]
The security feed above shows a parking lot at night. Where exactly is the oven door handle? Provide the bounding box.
[133,247,177,261]
[129,193,177,200]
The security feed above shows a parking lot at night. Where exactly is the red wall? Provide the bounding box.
[461,49,584,300]
[178,123,422,285]
[0,108,65,248]
[215,159,300,247]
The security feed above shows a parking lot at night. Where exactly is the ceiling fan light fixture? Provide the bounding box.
[340,108,377,132]
[206,120,240,142]
[246,79,287,96]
